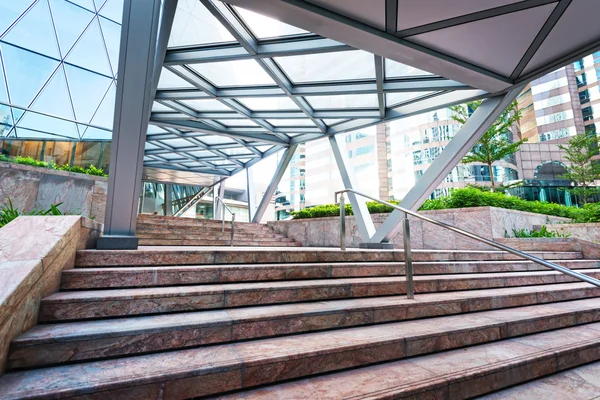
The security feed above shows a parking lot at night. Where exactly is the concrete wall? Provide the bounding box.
[268,206,570,250]
[0,162,107,224]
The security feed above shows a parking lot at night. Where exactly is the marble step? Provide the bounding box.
[137,221,275,231]
[479,359,600,399]
[137,239,302,247]
[74,249,584,268]
[4,307,600,399]
[39,270,600,321]
[212,322,600,400]
[10,283,600,369]
[137,216,270,228]
[135,231,292,240]
[60,260,600,289]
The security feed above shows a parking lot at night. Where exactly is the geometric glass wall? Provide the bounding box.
[0,0,122,141]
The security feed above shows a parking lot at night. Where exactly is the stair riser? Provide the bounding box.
[60,261,600,289]
[7,315,600,398]
[136,233,289,240]
[137,225,274,233]
[214,326,600,400]
[74,250,583,267]
[11,286,600,369]
[40,272,600,321]
[138,240,301,247]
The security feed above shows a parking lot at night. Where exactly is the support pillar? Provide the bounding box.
[252,145,298,223]
[328,136,376,244]
[164,184,173,216]
[214,179,226,219]
[246,167,256,222]
[370,86,525,244]
[97,0,177,250]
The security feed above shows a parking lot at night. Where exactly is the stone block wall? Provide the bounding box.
[268,206,570,249]
[0,162,107,224]
[0,216,102,373]
[538,223,600,243]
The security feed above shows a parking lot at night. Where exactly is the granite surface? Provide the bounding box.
[0,162,107,224]
[540,222,600,244]
[0,216,102,373]
[268,206,570,249]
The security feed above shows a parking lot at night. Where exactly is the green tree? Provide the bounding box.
[559,133,600,204]
[450,100,525,191]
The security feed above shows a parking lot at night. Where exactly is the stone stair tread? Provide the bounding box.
[4,307,600,399]
[10,283,600,356]
[478,359,600,399]
[73,249,584,267]
[45,270,600,303]
[212,323,600,400]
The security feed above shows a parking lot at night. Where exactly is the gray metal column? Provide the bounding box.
[97,0,176,250]
[246,167,257,222]
[329,136,376,244]
[252,145,298,223]
[370,86,525,244]
[164,184,173,216]
[214,180,226,219]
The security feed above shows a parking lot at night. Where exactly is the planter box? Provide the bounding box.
[268,206,571,250]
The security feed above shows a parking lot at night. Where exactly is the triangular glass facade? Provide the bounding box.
[0,0,122,139]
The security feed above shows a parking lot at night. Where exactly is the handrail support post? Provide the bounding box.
[340,194,346,251]
[403,212,414,299]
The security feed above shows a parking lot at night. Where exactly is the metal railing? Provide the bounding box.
[215,197,235,246]
[335,188,600,300]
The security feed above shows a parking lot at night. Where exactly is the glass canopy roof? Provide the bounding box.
[147,0,487,176]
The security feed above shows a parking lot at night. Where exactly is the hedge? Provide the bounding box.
[0,155,107,177]
[292,188,600,222]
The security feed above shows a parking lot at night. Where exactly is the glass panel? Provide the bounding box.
[65,64,112,123]
[306,94,378,109]
[267,119,315,126]
[2,43,59,107]
[187,150,212,157]
[66,17,112,76]
[385,59,433,78]
[322,118,348,126]
[386,91,435,107]
[179,99,231,111]
[0,105,12,136]
[234,6,308,39]
[190,60,275,87]
[3,0,60,59]
[152,102,173,112]
[89,81,116,129]
[98,0,123,23]
[221,147,253,156]
[275,50,375,83]
[93,0,107,10]
[0,51,8,103]
[255,145,273,152]
[145,142,158,150]
[17,112,80,139]
[168,1,234,47]
[198,135,235,145]
[147,125,169,135]
[66,0,95,12]
[72,141,102,167]
[237,96,300,111]
[0,1,35,37]
[215,119,259,127]
[48,0,95,57]
[30,66,75,120]
[81,125,111,140]
[157,68,195,89]
[160,138,193,148]
[98,17,120,76]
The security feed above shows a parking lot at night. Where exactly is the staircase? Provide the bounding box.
[2,245,600,399]
[136,214,300,247]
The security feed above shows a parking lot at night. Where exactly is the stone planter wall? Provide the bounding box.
[268,206,571,250]
[0,216,102,373]
[537,223,600,244]
[0,161,107,224]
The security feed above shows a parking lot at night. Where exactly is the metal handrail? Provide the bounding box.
[215,196,235,246]
[335,188,600,299]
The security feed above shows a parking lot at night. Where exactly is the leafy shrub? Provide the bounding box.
[0,154,107,177]
[291,200,399,219]
[509,225,571,238]
[0,198,69,228]
[292,188,600,222]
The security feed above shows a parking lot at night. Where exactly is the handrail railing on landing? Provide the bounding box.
[335,189,600,300]
[215,196,235,246]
